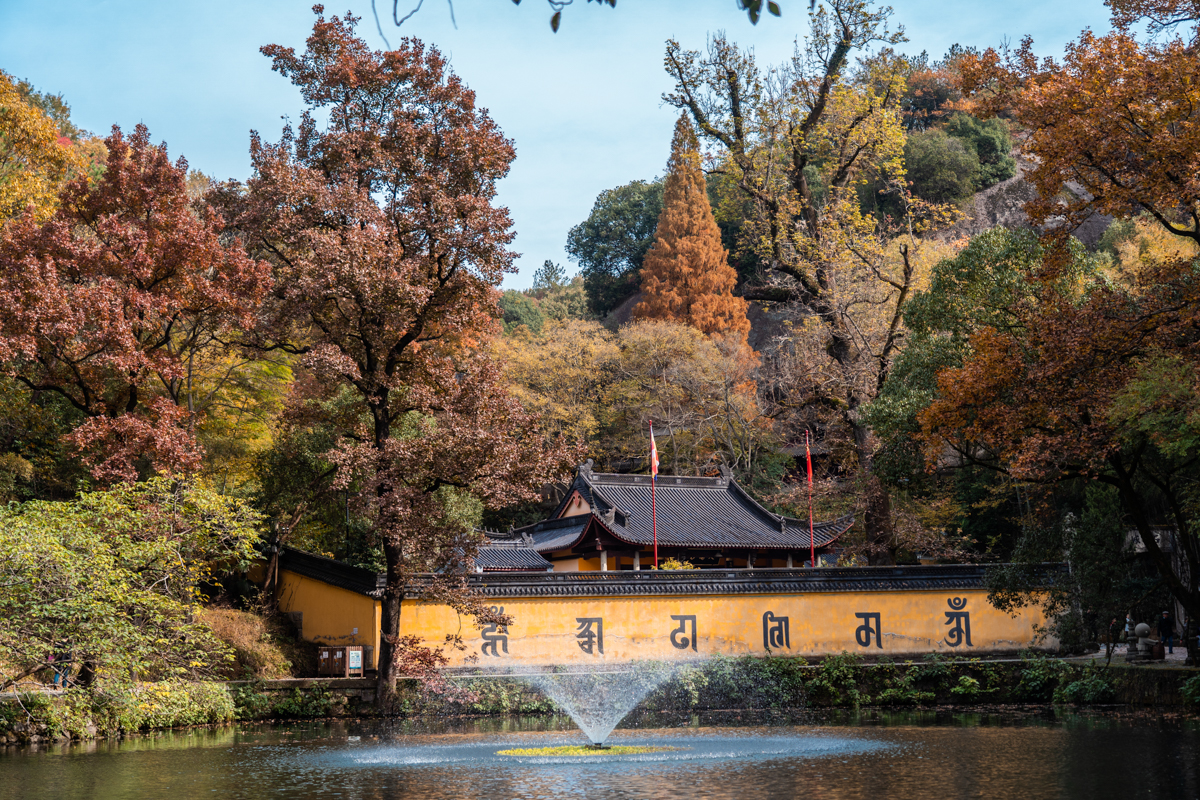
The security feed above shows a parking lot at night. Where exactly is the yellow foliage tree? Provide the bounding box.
[634,115,750,343]
[0,73,86,222]
[493,319,619,446]
[497,317,771,480]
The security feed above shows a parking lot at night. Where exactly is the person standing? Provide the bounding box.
[1158,610,1176,655]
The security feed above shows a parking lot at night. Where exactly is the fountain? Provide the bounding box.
[518,661,682,750]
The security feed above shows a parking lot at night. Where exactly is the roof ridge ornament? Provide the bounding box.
[579,459,595,480]
[718,464,733,482]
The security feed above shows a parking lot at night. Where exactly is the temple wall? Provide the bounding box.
[400,588,1049,667]
[277,570,382,668]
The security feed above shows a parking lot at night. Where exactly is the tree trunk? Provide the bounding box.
[376,540,405,708]
[863,475,896,566]
[1110,459,1200,627]
[851,415,896,565]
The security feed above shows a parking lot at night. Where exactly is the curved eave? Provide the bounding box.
[597,512,855,551]
[519,514,600,554]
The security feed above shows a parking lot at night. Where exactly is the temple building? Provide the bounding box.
[265,462,1053,668]
[483,460,853,571]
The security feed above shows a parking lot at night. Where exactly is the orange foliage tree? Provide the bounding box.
[916,254,1200,639]
[634,115,750,343]
[0,72,87,223]
[960,18,1200,247]
[238,8,574,698]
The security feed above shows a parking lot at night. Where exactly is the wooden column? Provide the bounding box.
[787,553,794,568]
[600,550,608,572]
[747,552,754,570]
[633,551,641,571]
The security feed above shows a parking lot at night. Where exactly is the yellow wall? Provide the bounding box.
[276,570,381,668]
[400,590,1047,666]
[275,567,1050,669]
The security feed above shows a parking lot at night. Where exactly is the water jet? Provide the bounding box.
[519,661,681,747]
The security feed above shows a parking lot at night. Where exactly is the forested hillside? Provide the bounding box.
[2,0,1198,692]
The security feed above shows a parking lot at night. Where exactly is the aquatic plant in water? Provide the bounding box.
[496,745,685,756]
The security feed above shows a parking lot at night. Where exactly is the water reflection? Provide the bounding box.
[2,712,1198,800]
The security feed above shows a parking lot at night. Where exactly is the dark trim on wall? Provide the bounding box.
[279,547,387,598]
[409,564,1064,599]
[277,545,1063,601]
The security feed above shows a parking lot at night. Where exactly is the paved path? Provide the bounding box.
[1079,644,1192,667]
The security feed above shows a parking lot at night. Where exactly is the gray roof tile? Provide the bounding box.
[536,466,853,552]
[474,542,554,572]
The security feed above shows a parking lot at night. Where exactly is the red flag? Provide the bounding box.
[650,422,660,478]
[806,432,813,485]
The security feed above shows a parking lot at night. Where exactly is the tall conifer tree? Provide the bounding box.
[634,115,750,341]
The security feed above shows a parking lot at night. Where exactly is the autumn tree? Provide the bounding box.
[1108,0,1200,40]
[663,0,959,562]
[865,228,1102,564]
[498,317,781,488]
[237,8,572,698]
[0,125,270,483]
[959,22,1200,248]
[0,72,87,222]
[634,115,751,343]
[907,246,1200,659]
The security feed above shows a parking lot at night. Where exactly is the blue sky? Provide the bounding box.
[0,0,1112,288]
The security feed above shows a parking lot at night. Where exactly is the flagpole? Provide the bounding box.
[807,429,815,568]
[650,420,658,569]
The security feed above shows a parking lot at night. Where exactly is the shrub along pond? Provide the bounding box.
[3,653,1198,745]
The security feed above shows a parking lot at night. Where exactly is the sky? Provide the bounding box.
[0,0,1114,289]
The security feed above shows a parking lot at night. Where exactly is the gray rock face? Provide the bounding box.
[945,145,1111,248]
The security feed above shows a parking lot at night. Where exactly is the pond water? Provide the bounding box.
[2,710,1198,800]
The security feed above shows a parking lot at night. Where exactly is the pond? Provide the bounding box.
[2,710,1198,800]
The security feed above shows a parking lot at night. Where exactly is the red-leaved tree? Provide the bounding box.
[0,125,270,482]
[237,7,575,699]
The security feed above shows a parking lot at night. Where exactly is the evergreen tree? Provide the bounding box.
[634,115,750,342]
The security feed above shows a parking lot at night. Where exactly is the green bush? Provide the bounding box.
[1180,673,1200,706]
[4,683,236,739]
[499,290,545,334]
[231,683,275,720]
[873,662,934,705]
[270,687,332,719]
[1016,654,1071,701]
[807,652,866,707]
[904,129,980,205]
[1053,663,1115,705]
[949,676,988,701]
[458,679,556,715]
[943,113,1016,189]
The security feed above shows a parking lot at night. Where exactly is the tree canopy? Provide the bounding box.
[237,7,575,696]
[0,479,262,691]
[634,115,750,342]
[567,178,663,317]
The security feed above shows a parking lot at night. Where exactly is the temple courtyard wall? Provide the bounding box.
[273,562,1055,670]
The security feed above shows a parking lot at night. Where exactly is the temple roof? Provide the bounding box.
[279,546,387,597]
[518,461,853,553]
[473,539,554,572]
